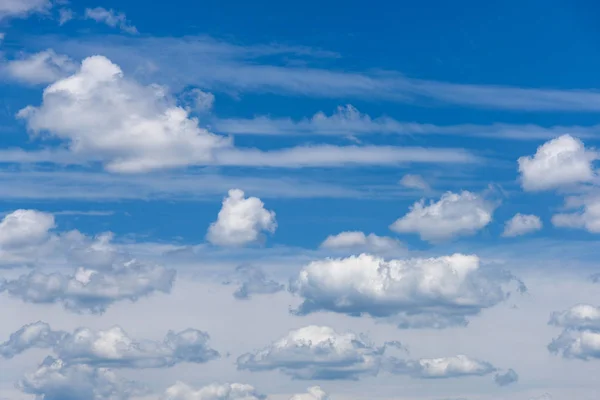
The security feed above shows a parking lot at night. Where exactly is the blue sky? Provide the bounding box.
[1,1,600,400]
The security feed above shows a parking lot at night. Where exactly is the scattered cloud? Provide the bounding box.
[0,0,51,20]
[385,354,497,379]
[518,135,597,191]
[84,7,138,34]
[290,253,525,329]
[320,231,405,254]
[502,213,542,237]
[390,191,496,242]
[236,325,386,380]
[226,264,284,299]
[162,382,265,400]
[289,386,329,400]
[548,304,600,360]
[57,7,73,25]
[207,189,277,247]
[552,196,600,233]
[18,357,144,400]
[0,322,219,368]
[4,49,77,84]
[494,369,519,386]
[399,174,430,191]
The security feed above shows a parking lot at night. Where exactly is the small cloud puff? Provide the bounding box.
[502,213,542,237]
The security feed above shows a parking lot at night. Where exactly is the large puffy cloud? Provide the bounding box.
[320,231,404,254]
[518,134,596,191]
[17,55,232,173]
[548,304,600,360]
[4,49,77,84]
[290,253,524,329]
[207,189,277,247]
[18,357,144,400]
[385,354,497,379]
[390,191,495,242]
[502,213,542,237]
[0,322,219,368]
[162,382,265,400]
[0,260,175,314]
[236,325,387,380]
[0,0,50,20]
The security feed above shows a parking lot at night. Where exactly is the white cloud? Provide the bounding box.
[290,253,524,329]
[548,304,600,360]
[552,196,600,233]
[58,7,73,25]
[494,368,519,386]
[227,264,284,299]
[182,88,215,112]
[386,354,497,379]
[18,357,143,400]
[4,49,77,85]
[236,325,386,380]
[18,55,232,173]
[320,231,404,254]
[84,7,138,34]
[0,209,55,248]
[518,135,596,191]
[0,0,50,20]
[502,213,542,237]
[162,382,265,400]
[289,387,329,400]
[207,189,276,247]
[0,322,219,368]
[390,191,495,242]
[398,174,430,191]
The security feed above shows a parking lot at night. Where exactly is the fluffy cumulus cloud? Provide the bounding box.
[290,253,525,329]
[228,264,284,300]
[4,49,77,84]
[0,260,175,314]
[552,196,600,233]
[17,55,232,173]
[385,354,497,379]
[0,0,50,20]
[548,304,600,360]
[84,7,138,34]
[162,382,265,400]
[320,231,404,254]
[289,387,329,400]
[518,134,596,191]
[236,325,387,380]
[18,357,143,400]
[207,189,277,247]
[494,368,519,386]
[0,209,55,248]
[398,174,430,191]
[0,322,219,368]
[390,191,495,242]
[502,213,542,237]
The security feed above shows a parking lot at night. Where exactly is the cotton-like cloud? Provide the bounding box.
[162,382,265,400]
[290,253,525,329]
[502,213,542,237]
[320,231,404,254]
[552,196,600,233]
[494,368,519,386]
[518,135,596,191]
[4,49,77,84]
[84,7,138,34]
[385,354,497,379]
[548,304,600,360]
[18,55,232,173]
[0,209,55,248]
[229,264,284,299]
[0,322,219,368]
[236,325,387,380]
[18,357,144,400]
[289,386,329,400]
[0,0,50,20]
[207,189,277,247]
[398,174,430,191]
[0,261,175,314]
[390,191,495,242]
